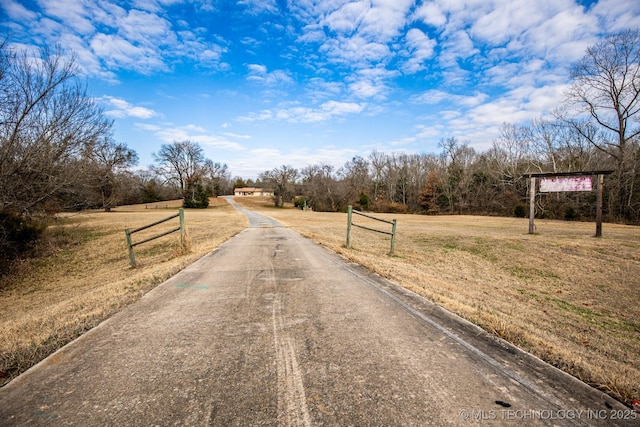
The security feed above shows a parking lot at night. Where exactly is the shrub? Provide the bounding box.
[294,196,308,209]
[513,204,527,218]
[564,206,578,221]
[0,211,47,274]
[374,201,408,214]
[183,184,210,209]
[357,192,370,211]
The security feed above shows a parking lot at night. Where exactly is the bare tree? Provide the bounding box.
[300,164,341,211]
[528,118,597,174]
[490,124,531,186]
[0,43,112,216]
[562,28,640,219]
[134,169,180,203]
[338,156,371,207]
[369,150,387,203]
[438,137,477,213]
[204,159,230,196]
[87,138,138,211]
[259,165,298,207]
[152,140,208,205]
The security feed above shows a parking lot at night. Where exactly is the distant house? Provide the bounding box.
[234,187,274,197]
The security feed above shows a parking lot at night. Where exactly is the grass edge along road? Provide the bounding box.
[1,196,639,408]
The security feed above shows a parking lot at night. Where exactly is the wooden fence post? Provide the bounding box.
[346,205,352,249]
[125,209,185,268]
[346,205,397,255]
[125,228,136,268]
[390,219,397,256]
[179,208,185,248]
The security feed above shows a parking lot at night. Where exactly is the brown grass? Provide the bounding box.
[1,196,639,407]
[234,197,640,406]
[0,198,246,385]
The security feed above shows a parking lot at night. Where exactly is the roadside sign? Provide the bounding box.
[540,176,592,192]
[523,171,613,237]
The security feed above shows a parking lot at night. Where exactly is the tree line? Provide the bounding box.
[0,40,232,271]
[259,125,637,223]
[1,30,639,272]
[260,30,640,224]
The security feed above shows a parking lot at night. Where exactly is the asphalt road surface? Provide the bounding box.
[1,199,637,426]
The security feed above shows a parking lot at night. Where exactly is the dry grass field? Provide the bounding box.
[0,198,246,386]
[1,196,639,407]
[235,197,640,406]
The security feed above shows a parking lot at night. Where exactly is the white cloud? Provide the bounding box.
[401,28,436,74]
[102,96,158,119]
[346,67,397,99]
[324,1,369,35]
[237,0,279,15]
[413,2,446,28]
[247,63,266,74]
[223,132,252,140]
[409,81,570,153]
[297,23,326,43]
[131,0,162,13]
[238,110,274,122]
[239,100,365,123]
[438,29,478,69]
[320,35,392,67]
[411,90,488,107]
[118,9,172,43]
[348,79,382,99]
[176,30,227,66]
[35,0,96,35]
[1,0,37,21]
[305,78,344,101]
[354,0,414,40]
[4,0,227,79]
[470,0,551,45]
[90,33,166,73]
[415,123,446,140]
[321,100,364,115]
[591,0,640,32]
[135,123,162,132]
[388,135,418,147]
[246,64,293,86]
[150,124,246,151]
[514,84,570,117]
[295,0,414,70]
[191,134,247,151]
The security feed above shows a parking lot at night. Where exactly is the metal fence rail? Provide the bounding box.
[125,208,185,267]
[346,205,397,255]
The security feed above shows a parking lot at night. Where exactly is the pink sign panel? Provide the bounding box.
[540,176,592,192]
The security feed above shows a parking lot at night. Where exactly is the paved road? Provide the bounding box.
[1,200,637,426]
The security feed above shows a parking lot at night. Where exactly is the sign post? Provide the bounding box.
[524,171,613,237]
[529,176,536,234]
[596,174,604,238]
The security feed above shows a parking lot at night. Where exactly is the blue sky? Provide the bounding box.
[2,0,639,179]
